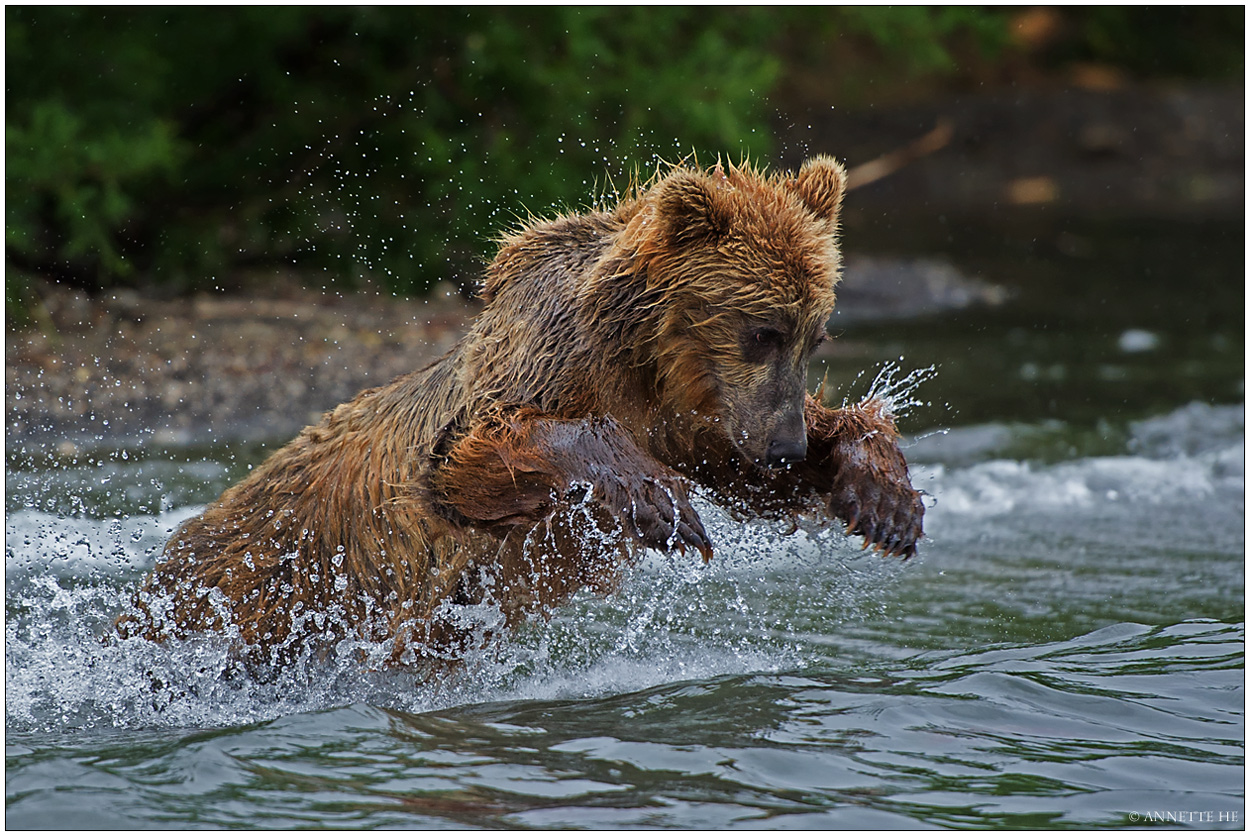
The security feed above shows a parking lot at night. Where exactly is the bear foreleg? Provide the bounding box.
[425,407,713,559]
[801,395,925,557]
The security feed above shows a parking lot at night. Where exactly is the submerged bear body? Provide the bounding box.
[121,157,924,667]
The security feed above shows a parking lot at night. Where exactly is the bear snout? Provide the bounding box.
[764,434,808,467]
[759,401,808,467]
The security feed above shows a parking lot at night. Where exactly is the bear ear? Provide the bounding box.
[789,156,847,226]
[655,169,732,245]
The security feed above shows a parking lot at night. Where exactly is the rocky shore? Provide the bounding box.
[6,285,472,450]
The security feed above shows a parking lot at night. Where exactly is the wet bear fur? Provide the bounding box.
[120,157,925,668]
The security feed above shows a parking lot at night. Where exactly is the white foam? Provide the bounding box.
[5,506,201,578]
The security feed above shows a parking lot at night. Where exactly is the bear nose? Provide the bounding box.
[764,437,807,467]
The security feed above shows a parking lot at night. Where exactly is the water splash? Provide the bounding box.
[5,493,901,734]
[851,359,939,421]
[15,397,1237,736]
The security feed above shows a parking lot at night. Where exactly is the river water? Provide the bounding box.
[5,217,1244,828]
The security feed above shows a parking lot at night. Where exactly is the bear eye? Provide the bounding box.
[743,327,785,362]
[754,328,783,346]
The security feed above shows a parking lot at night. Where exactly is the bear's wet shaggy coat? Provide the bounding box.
[120,157,924,667]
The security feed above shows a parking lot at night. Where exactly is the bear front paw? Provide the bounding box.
[829,477,924,558]
[826,435,924,558]
[601,473,713,561]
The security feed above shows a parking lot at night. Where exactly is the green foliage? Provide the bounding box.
[6,7,789,297]
[5,7,1242,307]
[7,100,184,277]
[834,6,1011,76]
[1054,7,1245,79]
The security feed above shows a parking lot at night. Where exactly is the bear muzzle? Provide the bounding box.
[764,432,808,467]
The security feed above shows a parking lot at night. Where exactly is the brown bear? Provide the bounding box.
[119,157,924,669]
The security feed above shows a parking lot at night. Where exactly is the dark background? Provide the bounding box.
[6,7,1244,322]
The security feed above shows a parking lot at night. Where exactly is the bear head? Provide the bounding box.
[630,157,847,468]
